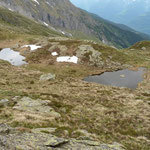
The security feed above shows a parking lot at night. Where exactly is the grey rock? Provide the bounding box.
[58,45,68,55]
[0,124,126,150]
[76,45,104,66]
[44,138,69,147]
[40,73,55,81]
[0,124,12,135]
[32,128,56,134]
[73,129,96,140]
[0,99,9,107]
[48,45,58,52]
[48,45,68,55]
[141,47,146,50]
[77,140,101,146]
[12,43,19,49]
[13,97,61,118]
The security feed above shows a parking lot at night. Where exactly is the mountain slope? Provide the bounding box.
[0,7,62,41]
[71,0,150,35]
[0,0,149,48]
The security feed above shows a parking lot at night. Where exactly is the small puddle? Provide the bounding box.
[0,48,27,66]
[84,68,146,89]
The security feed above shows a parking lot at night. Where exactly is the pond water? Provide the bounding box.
[84,68,146,89]
[0,48,27,66]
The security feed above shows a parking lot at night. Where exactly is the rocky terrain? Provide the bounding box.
[0,1,150,150]
[0,36,150,150]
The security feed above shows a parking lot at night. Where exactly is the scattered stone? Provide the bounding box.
[58,45,68,55]
[48,45,58,52]
[40,73,55,81]
[130,49,135,51]
[48,45,68,55]
[0,124,12,134]
[100,142,125,150]
[73,129,96,140]
[77,139,100,146]
[49,111,61,118]
[12,43,19,49]
[32,128,56,134]
[13,97,60,119]
[44,138,69,147]
[120,74,125,78]
[11,96,21,102]
[141,47,146,50]
[0,99,9,107]
[50,42,60,45]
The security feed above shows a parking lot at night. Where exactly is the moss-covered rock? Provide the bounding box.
[0,124,125,150]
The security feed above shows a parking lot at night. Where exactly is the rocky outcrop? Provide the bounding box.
[13,97,61,118]
[48,44,68,55]
[0,124,125,150]
[76,45,104,66]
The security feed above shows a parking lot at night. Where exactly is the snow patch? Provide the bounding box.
[57,56,78,64]
[0,48,27,66]
[43,22,49,26]
[8,8,14,11]
[22,45,42,51]
[32,0,39,5]
[51,52,58,56]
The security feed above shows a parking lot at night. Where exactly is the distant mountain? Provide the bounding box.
[128,12,150,35]
[71,0,150,35]
[0,0,149,48]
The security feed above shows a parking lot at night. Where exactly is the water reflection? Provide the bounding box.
[84,68,145,89]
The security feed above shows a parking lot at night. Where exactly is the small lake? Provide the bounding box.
[0,48,27,66]
[84,68,146,89]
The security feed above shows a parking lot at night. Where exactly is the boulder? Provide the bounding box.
[13,97,61,118]
[141,47,146,50]
[40,73,55,81]
[0,99,9,107]
[76,45,104,66]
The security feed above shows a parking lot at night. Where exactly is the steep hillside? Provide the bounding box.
[0,0,149,48]
[0,7,62,41]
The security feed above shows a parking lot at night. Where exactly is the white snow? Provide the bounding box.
[51,52,58,56]
[32,0,39,5]
[56,56,78,64]
[0,48,27,66]
[22,45,42,51]
[8,8,14,11]
[61,31,65,35]
[43,22,49,26]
